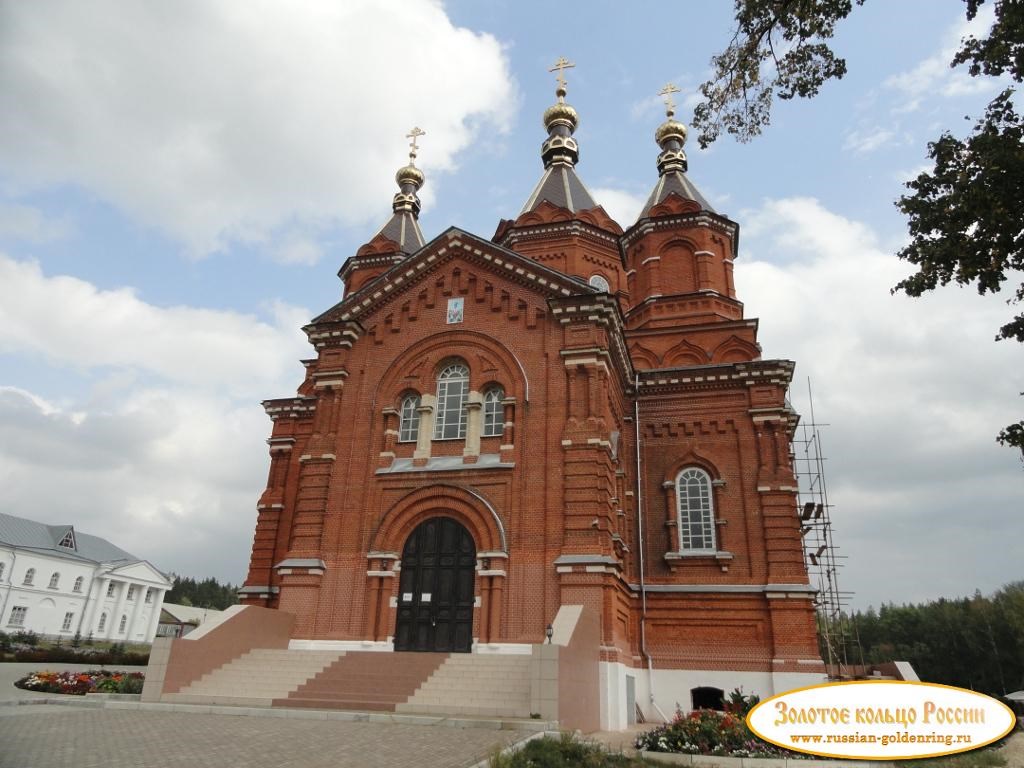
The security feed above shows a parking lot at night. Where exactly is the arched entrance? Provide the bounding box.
[394,516,476,652]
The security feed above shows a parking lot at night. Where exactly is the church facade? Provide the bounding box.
[239,76,825,727]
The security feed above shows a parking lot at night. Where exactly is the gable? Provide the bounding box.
[312,228,592,330]
[106,560,171,586]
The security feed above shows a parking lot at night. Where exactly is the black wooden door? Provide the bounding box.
[394,517,476,652]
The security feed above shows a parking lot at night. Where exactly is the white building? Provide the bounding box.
[0,512,171,643]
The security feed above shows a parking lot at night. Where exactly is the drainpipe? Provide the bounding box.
[635,375,669,723]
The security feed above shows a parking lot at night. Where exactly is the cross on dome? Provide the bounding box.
[406,126,425,165]
[658,83,681,117]
[548,57,575,99]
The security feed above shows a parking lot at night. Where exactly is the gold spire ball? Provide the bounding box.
[654,83,687,145]
[395,126,426,190]
[654,83,688,175]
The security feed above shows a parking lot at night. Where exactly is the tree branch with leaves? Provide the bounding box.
[696,0,1024,457]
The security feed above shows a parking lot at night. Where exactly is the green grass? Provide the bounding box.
[489,733,661,768]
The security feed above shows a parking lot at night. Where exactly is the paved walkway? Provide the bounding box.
[0,706,530,768]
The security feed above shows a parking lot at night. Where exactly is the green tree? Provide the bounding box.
[696,0,1024,456]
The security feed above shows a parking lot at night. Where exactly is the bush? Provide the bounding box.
[490,733,655,768]
[11,647,149,666]
[0,631,10,653]
[12,630,39,647]
[634,689,802,759]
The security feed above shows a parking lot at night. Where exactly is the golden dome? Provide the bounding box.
[655,117,687,146]
[395,163,425,189]
[543,101,579,131]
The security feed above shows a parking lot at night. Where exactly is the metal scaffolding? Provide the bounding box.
[791,378,861,678]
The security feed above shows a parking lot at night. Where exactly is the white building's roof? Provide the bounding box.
[160,603,223,624]
[0,511,145,566]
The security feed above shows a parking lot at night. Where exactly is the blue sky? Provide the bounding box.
[0,0,1020,609]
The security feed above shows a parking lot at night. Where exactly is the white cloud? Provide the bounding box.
[0,258,314,583]
[0,202,73,243]
[0,0,515,256]
[0,385,268,582]
[737,197,1023,607]
[884,5,1000,112]
[591,186,647,227]
[842,127,897,154]
[0,254,309,398]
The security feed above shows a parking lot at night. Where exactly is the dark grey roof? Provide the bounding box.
[520,164,598,214]
[374,210,425,254]
[639,170,715,218]
[0,512,140,565]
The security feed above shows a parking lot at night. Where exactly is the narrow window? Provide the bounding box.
[8,606,27,627]
[73,576,84,593]
[118,615,127,634]
[144,588,153,603]
[399,394,421,443]
[0,563,5,582]
[482,387,505,437]
[433,363,469,440]
[106,583,116,597]
[62,612,74,632]
[48,572,60,589]
[23,568,35,586]
[677,467,716,552]
[98,612,107,632]
[126,585,136,601]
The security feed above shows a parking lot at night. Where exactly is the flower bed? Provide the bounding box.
[635,689,807,760]
[14,669,145,696]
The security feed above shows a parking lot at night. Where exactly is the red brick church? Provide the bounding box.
[238,72,825,728]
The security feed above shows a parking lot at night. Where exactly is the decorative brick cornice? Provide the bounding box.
[262,397,317,420]
[636,359,795,396]
[621,210,739,258]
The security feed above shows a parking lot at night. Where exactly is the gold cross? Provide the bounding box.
[658,83,681,115]
[406,126,425,161]
[548,57,576,90]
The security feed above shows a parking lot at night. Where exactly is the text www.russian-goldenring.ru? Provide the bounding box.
[790,732,973,748]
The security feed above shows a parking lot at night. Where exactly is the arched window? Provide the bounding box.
[23,568,35,586]
[399,393,421,443]
[73,576,84,593]
[48,572,60,589]
[588,274,610,293]
[118,614,127,634]
[433,363,469,440]
[98,612,107,631]
[482,387,505,437]
[676,467,716,552]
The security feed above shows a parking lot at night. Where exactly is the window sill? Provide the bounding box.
[376,454,514,474]
[664,550,734,573]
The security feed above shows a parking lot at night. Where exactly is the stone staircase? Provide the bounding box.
[163,648,535,719]
[166,648,342,706]
[398,653,533,718]
[275,651,447,711]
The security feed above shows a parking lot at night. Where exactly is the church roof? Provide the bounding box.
[372,209,425,254]
[0,511,141,565]
[519,163,598,215]
[639,169,715,218]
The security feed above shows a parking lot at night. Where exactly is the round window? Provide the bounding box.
[588,274,610,293]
